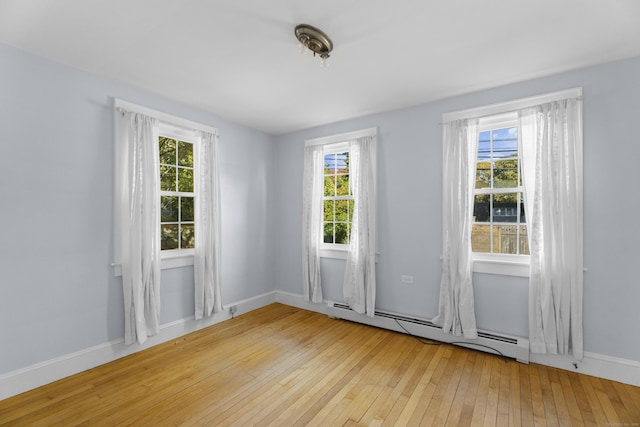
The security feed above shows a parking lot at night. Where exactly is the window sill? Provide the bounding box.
[112,251,194,277]
[161,251,195,269]
[319,248,349,260]
[472,255,530,277]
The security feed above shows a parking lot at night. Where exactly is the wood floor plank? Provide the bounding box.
[1,303,639,427]
[441,349,476,426]
[507,361,522,427]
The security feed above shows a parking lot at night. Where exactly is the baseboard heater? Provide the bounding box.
[327,301,530,363]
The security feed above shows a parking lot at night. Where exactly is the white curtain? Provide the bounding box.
[519,98,583,359]
[433,119,479,339]
[302,144,324,303]
[114,111,161,345]
[194,131,222,319]
[343,135,377,316]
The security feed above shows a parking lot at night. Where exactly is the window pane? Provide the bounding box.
[473,195,490,222]
[324,200,335,221]
[335,223,349,244]
[493,193,518,223]
[492,224,520,254]
[520,225,530,255]
[475,161,491,189]
[335,200,350,221]
[161,196,178,222]
[324,153,336,173]
[472,224,491,253]
[336,152,348,171]
[181,224,195,249]
[336,174,349,196]
[492,128,518,156]
[324,176,336,197]
[493,158,519,188]
[323,222,334,244]
[520,193,526,223]
[159,137,176,165]
[178,168,194,192]
[181,197,194,222]
[177,141,193,167]
[161,224,179,250]
[478,131,491,161]
[160,165,176,191]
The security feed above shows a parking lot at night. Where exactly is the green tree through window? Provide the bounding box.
[159,136,195,251]
[323,151,354,245]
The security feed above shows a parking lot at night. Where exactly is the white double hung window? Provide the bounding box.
[471,114,529,275]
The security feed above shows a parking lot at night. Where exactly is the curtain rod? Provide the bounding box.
[441,87,582,124]
[113,98,219,136]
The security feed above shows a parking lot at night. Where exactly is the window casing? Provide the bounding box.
[113,98,219,276]
[471,114,529,276]
[305,127,377,260]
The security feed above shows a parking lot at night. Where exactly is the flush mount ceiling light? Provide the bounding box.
[295,24,333,67]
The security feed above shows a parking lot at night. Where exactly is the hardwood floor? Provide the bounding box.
[1,303,639,426]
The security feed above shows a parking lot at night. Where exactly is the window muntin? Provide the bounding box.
[159,136,195,251]
[472,126,529,256]
[323,149,353,246]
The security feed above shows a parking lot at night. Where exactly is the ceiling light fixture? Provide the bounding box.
[295,24,333,68]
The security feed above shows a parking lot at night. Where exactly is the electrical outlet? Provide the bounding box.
[401,275,414,284]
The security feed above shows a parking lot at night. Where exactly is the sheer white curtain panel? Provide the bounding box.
[302,144,324,302]
[433,119,479,338]
[194,131,222,319]
[343,135,377,316]
[519,98,583,360]
[114,111,161,345]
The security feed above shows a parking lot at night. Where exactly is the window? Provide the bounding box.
[113,99,220,276]
[159,135,196,251]
[468,114,530,276]
[303,127,377,260]
[323,146,354,246]
[443,88,582,277]
[472,120,529,257]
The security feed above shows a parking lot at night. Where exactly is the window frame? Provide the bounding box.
[158,123,199,265]
[472,113,530,277]
[320,141,352,256]
[442,88,582,277]
[305,127,377,260]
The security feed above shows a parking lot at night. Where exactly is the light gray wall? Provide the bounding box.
[0,43,276,375]
[274,56,640,363]
[1,39,639,377]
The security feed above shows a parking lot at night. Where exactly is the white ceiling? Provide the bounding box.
[2,0,640,135]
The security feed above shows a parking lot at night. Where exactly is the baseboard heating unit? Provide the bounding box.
[327,301,530,363]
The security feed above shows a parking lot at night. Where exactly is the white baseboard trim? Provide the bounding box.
[3,290,638,401]
[274,290,328,315]
[0,291,277,401]
[530,351,640,387]
[276,291,640,387]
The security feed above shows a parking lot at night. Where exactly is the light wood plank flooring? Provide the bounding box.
[1,303,639,426]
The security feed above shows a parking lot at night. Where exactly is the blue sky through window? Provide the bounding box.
[478,127,517,161]
[324,152,349,171]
